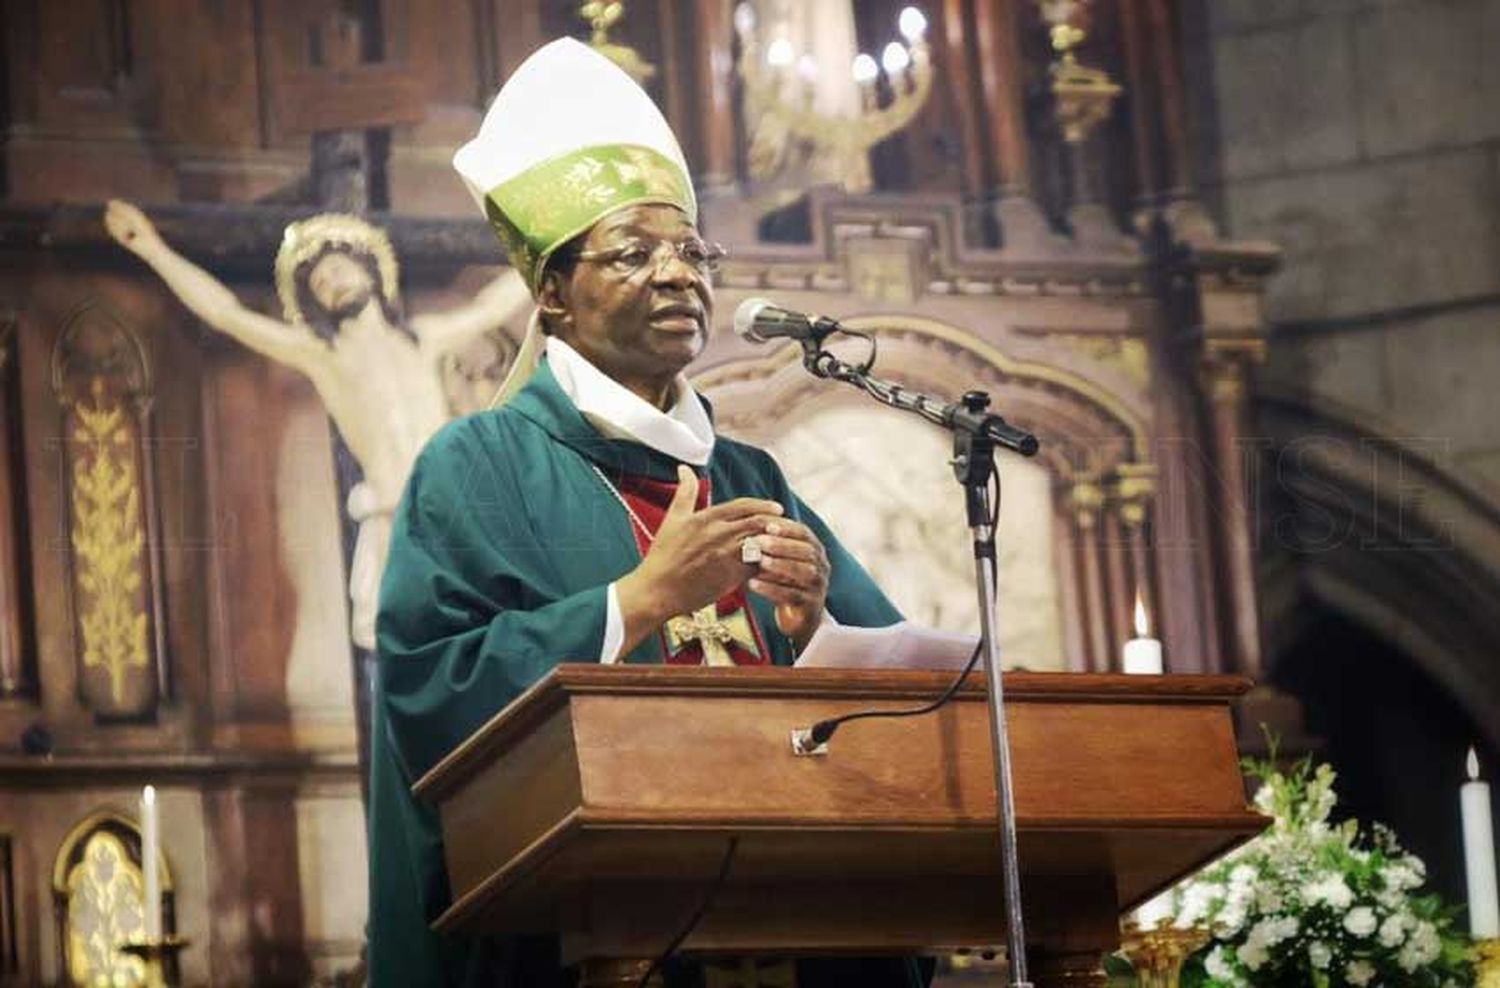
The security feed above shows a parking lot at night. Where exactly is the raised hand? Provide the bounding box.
[616,465,784,647]
[103,199,162,256]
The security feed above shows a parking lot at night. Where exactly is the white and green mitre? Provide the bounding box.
[454,37,697,296]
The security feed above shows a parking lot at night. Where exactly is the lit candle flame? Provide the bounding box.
[1469,746,1481,782]
[144,784,156,806]
[1133,592,1149,638]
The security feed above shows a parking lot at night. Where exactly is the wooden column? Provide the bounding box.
[1144,0,1192,198]
[692,0,738,191]
[656,0,689,153]
[0,322,29,699]
[1116,0,1162,226]
[971,0,1054,250]
[941,0,994,203]
[1201,347,1264,679]
[1144,0,1217,241]
[1071,480,1112,672]
[972,0,1031,198]
[491,0,545,81]
[1102,505,1133,653]
[1053,487,1088,672]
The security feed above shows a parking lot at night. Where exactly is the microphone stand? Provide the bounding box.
[799,340,1037,988]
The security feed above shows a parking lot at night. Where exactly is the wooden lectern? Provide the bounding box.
[414,666,1265,987]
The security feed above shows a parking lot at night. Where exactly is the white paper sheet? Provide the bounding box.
[792,620,980,671]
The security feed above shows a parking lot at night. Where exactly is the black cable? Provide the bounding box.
[634,836,740,988]
[802,640,982,749]
[801,474,1001,751]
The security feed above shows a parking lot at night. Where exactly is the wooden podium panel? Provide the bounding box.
[414,667,1264,962]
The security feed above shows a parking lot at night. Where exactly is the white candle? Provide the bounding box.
[1122,593,1164,675]
[141,785,161,940]
[1462,747,1499,938]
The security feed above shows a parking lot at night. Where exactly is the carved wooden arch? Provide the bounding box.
[696,313,1150,482]
[50,809,176,988]
[696,315,1157,672]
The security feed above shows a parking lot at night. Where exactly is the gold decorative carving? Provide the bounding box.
[580,2,656,84]
[64,831,155,988]
[1476,938,1500,988]
[1113,462,1158,528]
[53,813,175,988]
[1119,924,1211,987]
[1071,479,1105,529]
[52,309,160,718]
[1048,333,1151,388]
[69,380,149,706]
[1037,1,1121,145]
[1200,347,1261,405]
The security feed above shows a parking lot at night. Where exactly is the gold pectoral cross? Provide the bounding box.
[664,605,761,666]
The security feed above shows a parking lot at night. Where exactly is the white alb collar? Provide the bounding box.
[545,336,715,466]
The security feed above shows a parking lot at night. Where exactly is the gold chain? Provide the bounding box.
[588,462,659,544]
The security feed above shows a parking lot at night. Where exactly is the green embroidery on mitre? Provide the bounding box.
[483,144,696,293]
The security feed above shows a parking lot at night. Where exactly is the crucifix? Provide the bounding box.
[664,605,763,667]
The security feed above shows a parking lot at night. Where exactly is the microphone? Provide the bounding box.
[733,298,841,344]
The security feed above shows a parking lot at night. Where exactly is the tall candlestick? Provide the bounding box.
[1122,592,1163,675]
[1463,747,1499,938]
[141,785,161,940]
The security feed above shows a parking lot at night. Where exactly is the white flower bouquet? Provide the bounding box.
[1169,756,1475,987]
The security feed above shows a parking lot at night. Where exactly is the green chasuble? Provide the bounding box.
[369,361,921,988]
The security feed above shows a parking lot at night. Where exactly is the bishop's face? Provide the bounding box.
[546,203,714,405]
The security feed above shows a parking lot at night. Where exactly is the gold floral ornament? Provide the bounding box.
[274,213,400,326]
[65,831,152,988]
[579,1,656,85]
[71,379,149,706]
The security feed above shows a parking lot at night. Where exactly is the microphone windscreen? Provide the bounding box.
[733,297,775,340]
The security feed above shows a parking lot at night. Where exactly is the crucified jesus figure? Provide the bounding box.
[105,199,532,649]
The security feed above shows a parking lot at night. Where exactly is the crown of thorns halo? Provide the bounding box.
[274,213,401,325]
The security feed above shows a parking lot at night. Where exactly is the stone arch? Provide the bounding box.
[1258,392,1500,755]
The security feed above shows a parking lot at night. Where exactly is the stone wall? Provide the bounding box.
[1195,0,1500,902]
[1201,0,1500,494]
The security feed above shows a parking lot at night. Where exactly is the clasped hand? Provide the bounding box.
[615,465,830,654]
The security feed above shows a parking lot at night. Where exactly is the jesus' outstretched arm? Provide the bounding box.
[104,199,324,373]
[408,266,531,356]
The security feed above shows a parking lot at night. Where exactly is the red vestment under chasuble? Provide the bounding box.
[610,470,771,667]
